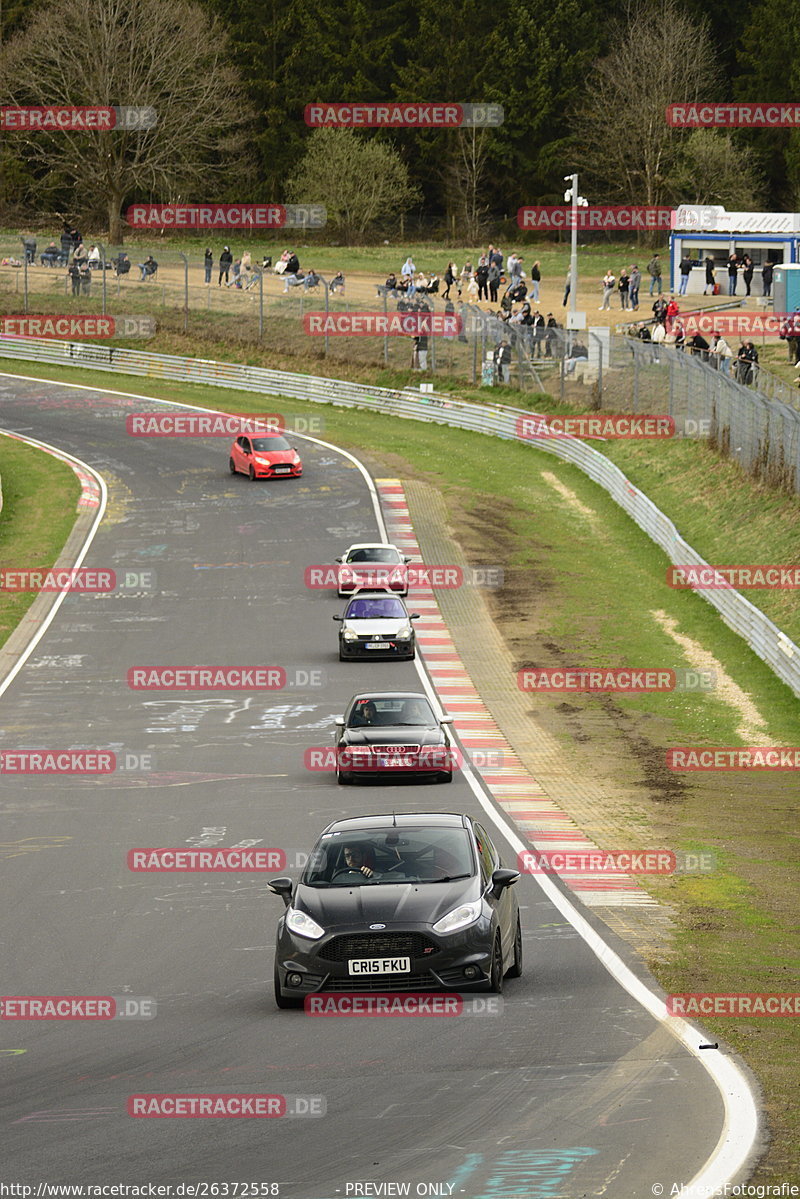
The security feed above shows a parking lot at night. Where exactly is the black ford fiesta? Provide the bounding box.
[269,812,522,1008]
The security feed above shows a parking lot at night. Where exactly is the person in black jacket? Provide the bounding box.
[703,255,716,295]
[475,261,489,301]
[742,255,754,296]
[727,254,739,295]
[218,246,233,286]
[204,248,213,284]
[762,261,773,298]
[527,260,541,303]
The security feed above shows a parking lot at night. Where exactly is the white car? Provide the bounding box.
[333,590,420,661]
[335,543,411,597]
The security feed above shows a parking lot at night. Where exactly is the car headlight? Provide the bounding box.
[394,624,413,640]
[342,628,358,642]
[253,456,270,466]
[433,901,482,935]
[286,906,325,940]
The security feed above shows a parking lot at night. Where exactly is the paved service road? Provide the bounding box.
[0,375,731,1197]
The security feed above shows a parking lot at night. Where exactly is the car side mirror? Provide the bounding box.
[440,715,454,724]
[489,868,520,899]
[402,557,412,564]
[268,876,294,907]
[334,716,345,727]
[410,613,420,620]
[332,615,343,622]
[334,557,343,564]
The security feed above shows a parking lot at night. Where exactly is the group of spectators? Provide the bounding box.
[208,247,344,294]
[628,318,762,381]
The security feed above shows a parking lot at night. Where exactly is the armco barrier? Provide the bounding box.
[1,335,799,699]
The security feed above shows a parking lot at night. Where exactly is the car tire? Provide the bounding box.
[336,769,353,785]
[274,961,301,1010]
[484,934,505,994]
[249,466,257,482]
[437,770,453,784]
[505,914,523,979]
[229,458,237,475]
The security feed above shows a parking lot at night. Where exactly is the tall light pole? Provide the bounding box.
[564,174,588,342]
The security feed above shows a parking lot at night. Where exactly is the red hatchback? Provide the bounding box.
[229,434,303,480]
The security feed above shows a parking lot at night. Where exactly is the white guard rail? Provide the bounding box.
[1,335,798,700]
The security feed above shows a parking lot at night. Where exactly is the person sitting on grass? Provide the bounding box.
[330,271,345,294]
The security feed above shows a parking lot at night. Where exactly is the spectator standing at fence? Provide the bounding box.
[68,261,81,295]
[672,319,686,351]
[687,331,710,362]
[736,340,758,383]
[762,260,773,298]
[779,309,800,364]
[727,254,739,295]
[21,234,36,265]
[628,264,641,310]
[647,253,662,295]
[527,260,541,303]
[545,313,559,357]
[618,267,630,310]
[652,295,668,325]
[532,311,545,355]
[413,332,428,370]
[494,339,512,384]
[703,255,716,295]
[218,246,233,286]
[711,331,733,374]
[202,248,212,284]
[741,254,754,296]
[599,269,615,310]
[678,254,693,296]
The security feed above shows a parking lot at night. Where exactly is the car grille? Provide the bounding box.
[369,744,421,755]
[321,932,438,962]
[321,973,439,993]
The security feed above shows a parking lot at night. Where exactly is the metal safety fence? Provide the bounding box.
[0,333,798,699]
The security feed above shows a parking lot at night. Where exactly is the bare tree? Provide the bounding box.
[0,0,253,241]
[443,128,492,244]
[570,0,720,207]
[286,129,421,243]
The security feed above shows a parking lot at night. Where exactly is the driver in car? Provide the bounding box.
[343,845,376,877]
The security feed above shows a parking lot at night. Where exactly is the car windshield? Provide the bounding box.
[345,598,406,620]
[302,827,474,886]
[346,548,402,564]
[252,436,291,452]
[347,697,435,728]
